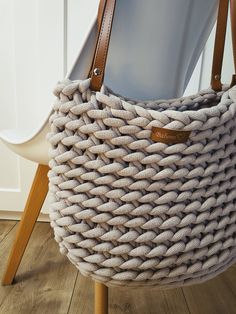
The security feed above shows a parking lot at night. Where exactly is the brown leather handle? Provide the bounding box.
[97,0,106,31]
[211,0,229,91]
[89,0,116,91]
[230,0,236,88]
[90,0,236,92]
[211,0,236,90]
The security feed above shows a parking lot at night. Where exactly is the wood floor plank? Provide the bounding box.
[0,220,17,242]
[69,275,190,314]
[220,264,236,296]
[183,264,236,314]
[109,285,190,314]
[0,222,18,307]
[0,222,78,314]
[68,273,94,314]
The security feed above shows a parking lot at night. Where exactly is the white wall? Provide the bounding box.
[0,0,234,220]
[0,0,65,219]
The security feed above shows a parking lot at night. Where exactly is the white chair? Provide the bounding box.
[1,0,219,312]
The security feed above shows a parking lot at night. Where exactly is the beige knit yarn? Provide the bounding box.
[47,78,236,288]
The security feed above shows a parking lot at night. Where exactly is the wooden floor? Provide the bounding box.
[0,220,236,314]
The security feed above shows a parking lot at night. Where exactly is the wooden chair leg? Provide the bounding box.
[1,164,49,286]
[95,282,108,314]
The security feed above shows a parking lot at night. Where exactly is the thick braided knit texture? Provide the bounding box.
[47,78,236,288]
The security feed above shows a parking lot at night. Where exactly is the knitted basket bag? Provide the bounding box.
[48,0,236,288]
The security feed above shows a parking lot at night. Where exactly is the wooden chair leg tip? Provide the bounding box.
[1,278,14,286]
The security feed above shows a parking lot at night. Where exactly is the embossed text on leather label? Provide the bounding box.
[151,127,191,144]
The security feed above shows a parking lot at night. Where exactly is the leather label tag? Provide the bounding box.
[151,127,191,144]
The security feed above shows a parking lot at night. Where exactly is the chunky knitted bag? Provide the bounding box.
[48,0,236,288]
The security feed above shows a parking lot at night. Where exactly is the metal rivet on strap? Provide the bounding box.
[214,74,221,81]
[93,68,102,76]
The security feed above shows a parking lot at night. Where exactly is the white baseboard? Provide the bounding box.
[0,211,50,222]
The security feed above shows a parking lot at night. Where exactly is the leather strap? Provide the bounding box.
[230,0,236,87]
[97,0,106,31]
[211,0,229,90]
[90,0,236,92]
[88,0,106,81]
[211,0,236,90]
[89,0,116,91]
